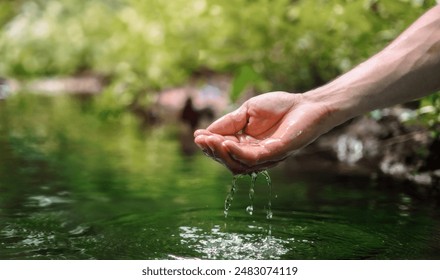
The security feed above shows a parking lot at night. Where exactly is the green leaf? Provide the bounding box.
[230,65,262,103]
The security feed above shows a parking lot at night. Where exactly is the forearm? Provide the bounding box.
[305,5,440,127]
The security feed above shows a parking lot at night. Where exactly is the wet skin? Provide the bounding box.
[194,92,333,174]
[194,6,440,174]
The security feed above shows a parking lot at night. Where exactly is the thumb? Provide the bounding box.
[207,105,248,135]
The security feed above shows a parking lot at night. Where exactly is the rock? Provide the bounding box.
[285,107,438,187]
[151,74,234,156]
[153,74,232,127]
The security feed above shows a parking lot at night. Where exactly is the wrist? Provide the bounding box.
[303,84,357,129]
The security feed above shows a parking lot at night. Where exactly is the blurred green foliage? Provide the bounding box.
[0,1,21,27]
[0,0,438,126]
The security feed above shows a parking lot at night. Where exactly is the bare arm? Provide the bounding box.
[195,5,440,174]
[307,4,440,130]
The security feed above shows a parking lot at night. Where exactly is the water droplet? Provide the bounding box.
[247,172,257,215]
[260,170,273,220]
[266,210,273,219]
[246,205,254,215]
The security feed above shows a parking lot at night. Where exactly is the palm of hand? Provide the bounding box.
[194,92,326,174]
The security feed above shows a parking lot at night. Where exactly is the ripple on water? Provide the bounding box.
[173,207,407,260]
[0,211,97,260]
[26,195,73,208]
[2,200,432,259]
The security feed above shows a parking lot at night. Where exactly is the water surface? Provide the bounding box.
[1,94,439,259]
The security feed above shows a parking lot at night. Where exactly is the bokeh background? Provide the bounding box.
[0,0,440,260]
[1,0,439,95]
[2,0,438,182]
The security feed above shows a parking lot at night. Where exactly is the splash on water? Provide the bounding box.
[179,225,294,260]
[224,170,273,219]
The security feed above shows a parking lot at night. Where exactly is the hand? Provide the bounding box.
[194,91,334,174]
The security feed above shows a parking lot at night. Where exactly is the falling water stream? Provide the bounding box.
[224,171,273,219]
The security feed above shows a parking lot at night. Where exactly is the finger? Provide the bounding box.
[195,128,240,141]
[224,140,265,166]
[205,135,220,160]
[194,135,214,157]
[224,143,281,175]
[224,139,286,167]
[225,144,285,174]
[195,133,241,160]
[237,160,281,175]
[196,134,253,174]
[194,134,208,149]
[205,135,250,174]
[207,105,248,135]
[194,129,214,138]
[205,135,230,162]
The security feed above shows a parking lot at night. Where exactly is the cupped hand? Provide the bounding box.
[194,91,333,174]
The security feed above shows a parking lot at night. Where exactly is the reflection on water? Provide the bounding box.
[1,94,440,260]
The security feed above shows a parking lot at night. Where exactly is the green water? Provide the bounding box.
[1,94,440,260]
